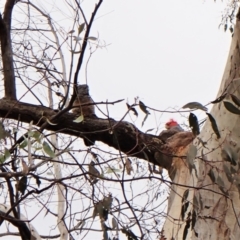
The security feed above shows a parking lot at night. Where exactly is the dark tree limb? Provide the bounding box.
[0,0,16,100]
[64,0,103,110]
[0,210,31,240]
[0,98,182,169]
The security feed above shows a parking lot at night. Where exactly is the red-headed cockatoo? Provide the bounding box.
[159,119,184,142]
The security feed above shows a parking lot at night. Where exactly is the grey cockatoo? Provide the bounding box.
[159,119,184,142]
[88,161,100,184]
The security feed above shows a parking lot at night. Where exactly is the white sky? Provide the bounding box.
[1,0,233,239]
[84,0,231,132]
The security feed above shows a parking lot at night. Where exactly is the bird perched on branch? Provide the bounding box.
[159,119,184,142]
[88,161,100,184]
[72,84,96,118]
[72,84,96,146]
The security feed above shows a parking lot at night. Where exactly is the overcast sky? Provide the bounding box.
[82,0,232,132]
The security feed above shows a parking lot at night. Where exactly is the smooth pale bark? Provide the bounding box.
[162,14,240,240]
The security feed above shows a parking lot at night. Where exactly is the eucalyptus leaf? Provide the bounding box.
[216,176,225,188]
[105,167,121,174]
[183,223,189,240]
[78,23,85,35]
[0,148,10,163]
[181,201,189,220]
[112,217,118,229]
[126,103,138,116]
[17,176,27,195]
[19,137,28,149]
[223,164,233,183]
[31,131,42,142]
[191,210,197,230]
[208,168,215,183]
[182,102,207,111]
[206,113,220,139]
[0,123,10,140]
[139,101,150,114]
[142,113,149,127]
[43,141,55,158]
[230,94,240,107]
[87,36,98,41]
[221,144,237,166]
[186,144,197,172]
[182,189,189,203]
[189,113,200,136]
[193,195,199,211]
[223,101,240,115]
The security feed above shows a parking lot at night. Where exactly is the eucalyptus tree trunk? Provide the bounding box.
[162,11,240,240]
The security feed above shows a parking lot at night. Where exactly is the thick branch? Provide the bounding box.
[0,211,31,240]
[0,99,179,169]
[0,0,16,99]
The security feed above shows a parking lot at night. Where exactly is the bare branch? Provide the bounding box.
[0,0,16,99]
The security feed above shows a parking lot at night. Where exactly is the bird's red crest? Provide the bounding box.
[165,119,178,128]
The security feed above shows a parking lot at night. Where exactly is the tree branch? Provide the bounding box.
[0,99,181,170]
[0,0,16,99]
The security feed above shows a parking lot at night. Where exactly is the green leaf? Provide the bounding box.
[182,102,207,111]
[87,36,97,41]
[19,137,28,149]
[0,148,10,163]
[221,144,238,166]
[78,23,85,35]
[0,123,10,140]
[230,94,240,107]
[223,101,240,115]
[43,141,55,158]
[105,167,121,174]
[186,144,197,172]
[206,113,220,139]
[189,113,200,136]
[32,131,42,142]
[73,115,84,123]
